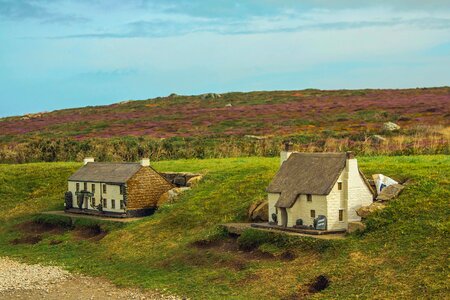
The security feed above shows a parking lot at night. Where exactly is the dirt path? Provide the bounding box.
[0,257,182,300]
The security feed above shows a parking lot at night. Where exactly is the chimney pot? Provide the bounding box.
[346,151,355,159]
[83,157,95,165]
[140,158,150,167]
[283,140,293,151]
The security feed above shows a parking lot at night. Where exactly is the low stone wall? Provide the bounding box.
[160,172,202,187]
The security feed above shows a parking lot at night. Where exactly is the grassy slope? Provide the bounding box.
[0,156,448,299]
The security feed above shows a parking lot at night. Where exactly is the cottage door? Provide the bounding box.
[280,208,288,227]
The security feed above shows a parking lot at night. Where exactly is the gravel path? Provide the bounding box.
[0,257,183,300]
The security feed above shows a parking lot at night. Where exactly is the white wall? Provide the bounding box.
[268,193,279,223]
[326,173,347,230]
[346,159,373,222]
[288,194,327,227]
[67,181,125,213]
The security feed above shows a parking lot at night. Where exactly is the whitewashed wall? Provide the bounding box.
[287,194,328,227]
[326,173,347,230]
[346,159,373,222]
[268,193,279,223]
[67,181,125,213]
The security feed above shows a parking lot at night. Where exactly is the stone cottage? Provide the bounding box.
[267,151,374,231]
[65,158,173,217]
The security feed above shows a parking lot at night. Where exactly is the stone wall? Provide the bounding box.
[160,172,202,187]
[126,167,173,210]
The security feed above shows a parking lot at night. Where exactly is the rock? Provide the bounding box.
[377,184,404,201]
[356,202,386,218]
[383,122,400,131]
[251,201,268,222]
[370,135,386,143]
[348,221,366,233]
[186,175,202,187]
[167,187,190,203]
[225,103,232,107]
[247,202,260,219]
[244,135,268,140]
[200,93,221,99]
[157,192,170,206]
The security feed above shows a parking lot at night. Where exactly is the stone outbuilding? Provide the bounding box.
[65,158,173,217]
[267,150,374,231]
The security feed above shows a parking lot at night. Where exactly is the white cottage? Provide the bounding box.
[65,158,173,217]
[267,151,374,231]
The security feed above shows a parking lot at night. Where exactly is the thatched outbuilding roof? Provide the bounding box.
[267,153,347,208]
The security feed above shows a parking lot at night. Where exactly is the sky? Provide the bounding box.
[0,1,450,117]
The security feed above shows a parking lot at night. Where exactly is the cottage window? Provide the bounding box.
[338,182,342,190]
[307,194,312,202]
[120,200,124,209]
[103,184,107,193]
[111,199,116,209]
[92,197,96,206]
[339,209,344,221]
[103,198,107,208]
[84,182,87,191]
[76,183,80,192]
[92,184,95,193]
[120,185,124,195]
[310,210,315,218]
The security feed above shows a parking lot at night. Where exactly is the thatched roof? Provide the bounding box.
[267,153,347,208]
[69,162,142,184]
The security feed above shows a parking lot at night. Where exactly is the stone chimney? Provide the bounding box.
[140,158,150,167]
[83,157,95,165]
[280,141,294,165]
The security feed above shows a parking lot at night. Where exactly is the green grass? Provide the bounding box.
[0,156,449,299]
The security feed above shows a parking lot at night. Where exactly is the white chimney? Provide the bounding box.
[140,158,150,167]
[83,157,95,165]
[280,141,293,165]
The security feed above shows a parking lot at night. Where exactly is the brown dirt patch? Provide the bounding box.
[16,221,68,235]
[10,235,42,245]
[192,237,275,261]
[289,275,330,299]
[280,250,297,261]
[49,240,63,245]
[73,225,107,241]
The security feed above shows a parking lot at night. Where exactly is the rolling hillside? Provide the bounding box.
[1,88,449,140]
[0,156,448,299]
[0,87,449,163]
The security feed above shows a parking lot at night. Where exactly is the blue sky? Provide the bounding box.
[0,0,449,117]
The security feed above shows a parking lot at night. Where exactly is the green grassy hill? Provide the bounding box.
[0,155,448,299]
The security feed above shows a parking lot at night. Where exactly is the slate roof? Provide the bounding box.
[267,152,347,208]
[68,162,142,184]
